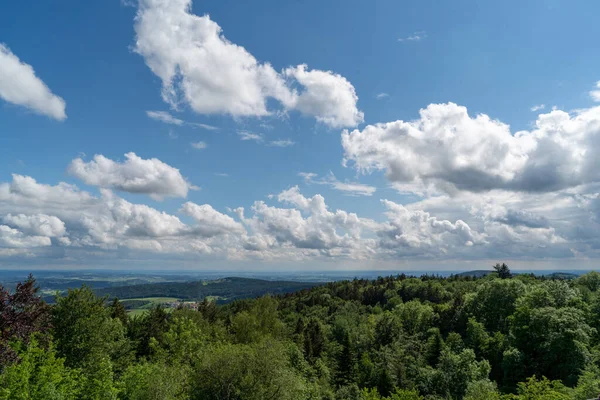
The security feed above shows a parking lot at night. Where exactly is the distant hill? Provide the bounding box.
[93,277,322,304]
[454,270,494,278]
[544,272,579,280]
[453,270,582,279]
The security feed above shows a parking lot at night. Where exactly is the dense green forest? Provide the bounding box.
[3,265,600,399]
[93,277,323,304]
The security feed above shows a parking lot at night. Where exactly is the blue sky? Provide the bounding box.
[1,0,600,271]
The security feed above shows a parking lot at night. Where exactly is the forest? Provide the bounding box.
[2,265,600,399]
[93,277,322,304]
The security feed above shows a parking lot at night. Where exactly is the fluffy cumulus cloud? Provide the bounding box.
[342,102,600,194]
[1,165,600,264]
[2,214,66,237]
[68,152,197,200]
[336,100,600,262]
[181,202,245,237]
[235,186,377,258]
[134,0,362,127]
[0,174,96,211]
[0,212,67,250]
[0,44,66,120]
[376,199,484,259]
[283,65,364,128]
[0,225,51,248]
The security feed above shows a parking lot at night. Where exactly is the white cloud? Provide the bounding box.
[378,199,483,254]
[190,122,218,131]
[191,141,207,150]
[99,190,188,238]
[590,81,600,102]
[398,31,427,42]
[1,171,599,263]
[134,0,362,127]
[268,139,295,147]
[147,110,184,125]
[147,110,218,130]
[300,171,376,196]
[376,93,389,100]
[237,131,294,147]
[283,65,364,128]
[238,130,264,142]
[342,102,600,194]
[180,202,245,237]
[68,152,197,200]
[0,225,51,248]
[237,186,376,257]
[0,174,96,211]
[2,213,66,237]
[530,104,545,112]
[0,44,66,120]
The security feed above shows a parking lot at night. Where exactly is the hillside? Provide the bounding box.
[94,276,322,303]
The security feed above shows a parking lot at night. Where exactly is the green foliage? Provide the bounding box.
[118,362,188,400]
[467,279,525,333]
[388,388,423,400]
[576,271,600,293]
[493,263,512,280]
[5,271,600,399]
[0,339,80,400]
[395,300,434,338]
[510,376,572,400]
[189,340,307,400]
[464,379,500,400]
[430,349,491,399]
[572,364,600,400]
[510,305,592,385]
[52,286,129,370]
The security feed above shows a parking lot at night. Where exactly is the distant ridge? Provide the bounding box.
[94,277,322,304]
[454,270,494,278]
[454,270,581,279]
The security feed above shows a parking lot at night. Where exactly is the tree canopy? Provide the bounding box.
[2,267,600,399]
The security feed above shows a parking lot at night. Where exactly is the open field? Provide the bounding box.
[121,297,180,315]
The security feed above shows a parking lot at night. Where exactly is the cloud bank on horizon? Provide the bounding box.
[1,0,600,269]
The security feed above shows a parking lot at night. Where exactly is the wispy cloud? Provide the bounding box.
[238,130,264,142]
[376,93,389,100]
[147,110,184,125]
[268,139,295,147]
[590,81,600,102]
[299,172,376,196]
[190,141,207,150]
[215,172,229,177]
[147,110,218,130]
[398,31,427,42]
[237,131,294,147]
[189,122,219,131]
[530,104,545,112]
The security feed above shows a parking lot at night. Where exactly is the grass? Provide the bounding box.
[127,308,149,317]
[126,297,179,303]
[124,297,180,316]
